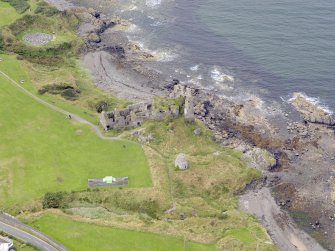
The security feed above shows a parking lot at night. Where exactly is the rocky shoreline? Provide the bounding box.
[45,1,334,250]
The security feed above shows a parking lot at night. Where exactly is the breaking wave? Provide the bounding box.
[146,0,162,8]
[288,92,333,115]
[211,67,234,82]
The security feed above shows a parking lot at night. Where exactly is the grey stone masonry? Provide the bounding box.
[100,84,196,130]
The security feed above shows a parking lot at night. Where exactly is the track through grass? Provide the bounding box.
[0,60,151,208]
[30,213,217,251]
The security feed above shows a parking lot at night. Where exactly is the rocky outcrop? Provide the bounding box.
[194,128,202,135]
[73,7,116,46]
[242,148,277,171]
[291,93,335,126]
[175,154,189,170]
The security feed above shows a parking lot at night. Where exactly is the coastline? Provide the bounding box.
[43,1,334,250]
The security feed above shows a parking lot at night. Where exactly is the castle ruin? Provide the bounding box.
[100,84,195,130]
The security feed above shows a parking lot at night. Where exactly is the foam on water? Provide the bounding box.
[125,24,140,33]
[146,0,162,8]
[211,67,234,83]
[190,65,199,71]
[288,92,333,115]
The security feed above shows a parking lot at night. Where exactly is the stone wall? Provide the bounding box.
[100,84,197,130]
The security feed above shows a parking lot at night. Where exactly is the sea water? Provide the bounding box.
[135,0,335,110]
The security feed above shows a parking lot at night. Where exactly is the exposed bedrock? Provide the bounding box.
[291,93,335,126]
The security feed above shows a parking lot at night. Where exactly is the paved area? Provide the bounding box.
[0,214,68,251]
[23,33,53,45]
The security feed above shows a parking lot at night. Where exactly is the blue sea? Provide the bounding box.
[126,0,335,112]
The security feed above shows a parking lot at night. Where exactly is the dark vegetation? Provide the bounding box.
[43,192,66,209]
[95,101,108,113]
[34,1,58,16]
[38,83,81,100]
[0,32,4,52]
[1,0,30,13]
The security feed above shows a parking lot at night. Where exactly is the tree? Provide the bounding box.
[42,192,65,208]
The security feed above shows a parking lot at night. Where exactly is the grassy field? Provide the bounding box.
[0,54,127,124]
[0,1,22,27]
[29,213,217,251]
[0,64,151,209]
[0,2,276,250]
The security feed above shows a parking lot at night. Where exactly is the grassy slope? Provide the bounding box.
[31,214,217,251]
[0,1,22,26]
[0,62,151,208]
[0,3,276,250]
[1,2,128,124]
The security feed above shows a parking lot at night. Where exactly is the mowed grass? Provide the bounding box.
[30,213,217,251]
[0,1,22,26]
[0,61,151,208]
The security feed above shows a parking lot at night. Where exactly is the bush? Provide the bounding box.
[9,14,38,36]
[139,199,160,219]
[43,192,65,209]
[38,84,80,100]
[34,1,59,16]
[0,32,4,52]
[95,101,108,113]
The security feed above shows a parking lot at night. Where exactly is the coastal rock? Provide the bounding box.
[194,128,202,135]
[87,32,101,43]
[242,148,276,171]
[87,7,100,18]
[175,154,189,170]
[291,93,335,126]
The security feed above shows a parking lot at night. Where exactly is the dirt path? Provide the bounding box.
[0,70,123,142]
[240,187,325,251]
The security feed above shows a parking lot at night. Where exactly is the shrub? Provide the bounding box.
[139,199,160,219]
[43,192,65,209]
[0,32,4,52]
[34,1,59,16]
[38,83,80,100]
[95,101,108,113]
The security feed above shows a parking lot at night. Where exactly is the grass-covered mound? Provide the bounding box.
[0,1,128,122]
[0,67,151,211]
[1,4,80,65]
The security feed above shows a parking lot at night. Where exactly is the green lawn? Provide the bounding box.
[0,1,22,27]
[0,59,151,208]
[30,214,217,251]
